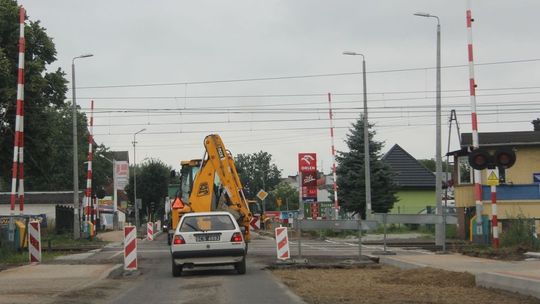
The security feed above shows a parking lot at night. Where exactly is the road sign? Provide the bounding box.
[534,173,540,183]
[487,168,499,186]
[256,189,268,201]
[250,216,260,230]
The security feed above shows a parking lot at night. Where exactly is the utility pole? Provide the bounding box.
[133,128,146,230]
[72,53,93,239]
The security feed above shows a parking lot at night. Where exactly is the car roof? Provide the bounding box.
[181,211,233,217]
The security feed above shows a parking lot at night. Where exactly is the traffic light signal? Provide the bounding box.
[468,148,516,170]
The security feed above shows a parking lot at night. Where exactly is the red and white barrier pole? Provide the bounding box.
[491,185,499,248]
[28,221,41,263]
[328,93,339,219]
[275,227,290,260]
[147,222,154,241]
[84,100,94,228]
[124,226,137,270]
[10,6,26,215]
[466,0,484,239]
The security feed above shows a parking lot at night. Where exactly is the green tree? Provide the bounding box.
[270,180,299,211]
[126,159,172,221]
[336,117,398,218]
[418,158,451,173]
[0,0,101,191]
[235,151,281,199]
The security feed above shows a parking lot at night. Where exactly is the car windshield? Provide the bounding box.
[179,215,236,232]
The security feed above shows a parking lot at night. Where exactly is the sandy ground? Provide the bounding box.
[272,266,540,304]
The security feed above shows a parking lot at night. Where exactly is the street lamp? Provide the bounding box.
[342,51,371,219]
[72,53,93,239]
[414,12,443,247]
[133,128,146,230]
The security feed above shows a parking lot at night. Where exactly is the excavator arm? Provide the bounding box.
[202,134,252,241]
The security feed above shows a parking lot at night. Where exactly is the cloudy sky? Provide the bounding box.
[21,0,540,175]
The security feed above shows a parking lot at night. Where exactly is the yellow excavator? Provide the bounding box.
[167,134,253,245]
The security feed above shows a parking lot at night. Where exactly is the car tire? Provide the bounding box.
[235,256,246,275]
[172,260,182,277]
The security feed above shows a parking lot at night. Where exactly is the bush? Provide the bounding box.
[501,216,539,250]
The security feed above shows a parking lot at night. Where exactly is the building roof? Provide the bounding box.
[461,131,540,147]
[0,191,83,205]
[382,144,435,189]
[112,151,130,162]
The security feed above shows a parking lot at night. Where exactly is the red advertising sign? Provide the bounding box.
[298,153,317,172]
[310,203,320,218]
[302,187,317,198]
[302,172,317,187]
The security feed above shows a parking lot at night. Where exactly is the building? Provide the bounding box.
[0,191,83,224]
[382,144,436,214]
[449,120,540,239]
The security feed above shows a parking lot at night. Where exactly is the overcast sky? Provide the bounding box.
[21,0,540,176]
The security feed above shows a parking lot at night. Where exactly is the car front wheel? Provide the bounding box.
[235,256,246,275]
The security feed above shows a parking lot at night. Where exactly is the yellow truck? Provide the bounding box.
[167,134,253,244]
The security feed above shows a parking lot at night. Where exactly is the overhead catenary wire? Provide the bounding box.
[76,58,540,90]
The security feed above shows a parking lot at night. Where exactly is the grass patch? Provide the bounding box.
[0,246,64,265]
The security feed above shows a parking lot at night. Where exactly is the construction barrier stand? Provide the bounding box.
[275,226,290,260]
[28,221,41,263]
[124,225,137,270]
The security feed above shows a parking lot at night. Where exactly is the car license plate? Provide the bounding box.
[195,234,220,242]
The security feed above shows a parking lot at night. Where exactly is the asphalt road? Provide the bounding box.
[92,232,305,304]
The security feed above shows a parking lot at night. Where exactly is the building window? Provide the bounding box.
[458,156,472,184]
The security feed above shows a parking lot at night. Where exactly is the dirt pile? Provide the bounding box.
[272,266,540,304]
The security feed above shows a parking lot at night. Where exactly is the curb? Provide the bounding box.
[476,271,540,299]
[378,256,427,270]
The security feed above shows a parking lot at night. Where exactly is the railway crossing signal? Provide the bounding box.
[468,148,516,170]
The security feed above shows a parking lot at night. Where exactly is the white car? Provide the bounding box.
[170,211,247,277]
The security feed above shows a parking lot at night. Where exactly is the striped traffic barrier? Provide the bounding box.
[275,227,290,260]
[28,221,41,263]
[124,226,137,270]
[146,222,154,241]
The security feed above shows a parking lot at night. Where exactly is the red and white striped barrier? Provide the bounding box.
[10,6,26,215]
[83,100,94,227]
[124,226,137,270]
[275,227,290,260]
[328,93,339,218]
[28,221,41,263]
[466,0,484,238]
[250,216,260,230]
[146,222,154,241]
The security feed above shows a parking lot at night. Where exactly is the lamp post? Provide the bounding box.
[72,53,93,239]
[342,51,372,218]
[414,12,444,247]
[133,128,146,230]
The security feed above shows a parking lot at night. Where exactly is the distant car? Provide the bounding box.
[170,211,247,277]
